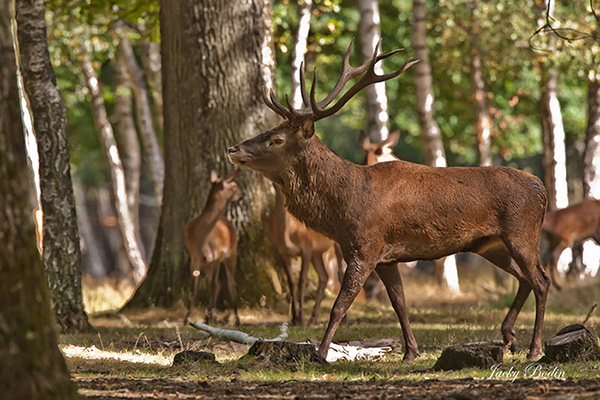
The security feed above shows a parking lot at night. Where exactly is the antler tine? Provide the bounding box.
[309,67,321,114]
[315,37,370,109]
[312,48,418,121]
[261,86,281,116]
[299,62,311,109]
[284,94,308,119]
[268,88,292,119]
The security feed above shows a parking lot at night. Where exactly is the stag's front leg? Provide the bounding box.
[318,255,374,360]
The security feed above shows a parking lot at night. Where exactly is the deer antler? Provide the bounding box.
[263,39,418,123]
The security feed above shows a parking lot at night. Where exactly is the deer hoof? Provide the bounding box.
[402,350,418,364]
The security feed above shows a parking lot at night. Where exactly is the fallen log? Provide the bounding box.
[189,321,289,345]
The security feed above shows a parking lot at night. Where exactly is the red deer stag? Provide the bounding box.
[228,39,549,361]
[269,185,344,325]
[360,130,461,295]
[183,170,244,326]
[541,199,600,290]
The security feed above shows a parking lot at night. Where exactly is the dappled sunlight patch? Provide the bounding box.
[83,276,135,314]
[62,344,172,367]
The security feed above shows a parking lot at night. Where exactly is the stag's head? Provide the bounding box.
[209,170,244,202]
[228,39,417,184]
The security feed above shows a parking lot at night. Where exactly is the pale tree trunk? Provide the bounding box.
[127,0,280,308]
[541,68,569,211]
[118,33,164,204]
[584,79,600,199]
[15,0,91,332]
[539,0,568,211]
[113,44,145,269]
[468,0,492,167]
[290,0,311,109]
[73,179,106,278]
[412,0,460,295]
[0,3,77,395]
[138,39,164,130]
[412,0,446,168]
[581,78,600,277]
[359,0,389,142]
[81,48,148,286]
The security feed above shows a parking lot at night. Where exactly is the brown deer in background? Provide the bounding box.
[228,39,549,361]
[183,170,244,326]
[541,199,600,290]
[269,185,344,325]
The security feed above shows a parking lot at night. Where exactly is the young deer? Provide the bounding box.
[228,39,549,361]
[269,185,344,325]
[183,170,244,326]
[541,199,600,290]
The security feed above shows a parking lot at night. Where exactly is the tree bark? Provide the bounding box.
[412,0,446,168]
[359,0,390,142]
[127,0,280,308]
[468,0,492,167]
[290,0,311,109]
[583,79,600,199]
[138,39,164,130]
[73,179,106,278]
[580,78,600,277]
[540,68,569,211]
[412,0,460,295]
[118,34,165,204]
[81,48,148,285]
[113,44,145,270]
[0,3,78,396]
[15,0,91,333]
[539,0,568,211]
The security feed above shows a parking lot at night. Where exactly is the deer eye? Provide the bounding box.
[269,138,284,147]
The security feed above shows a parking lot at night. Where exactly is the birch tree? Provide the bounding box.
[81,46,147,286]
[467,0,492,167]
[15,0,90,332]
[117,30,164,204]
[0,1,77,395]
[358,0,389,142]
[412,0,460,294]
[539,0,568,211]
[290,0,311,109]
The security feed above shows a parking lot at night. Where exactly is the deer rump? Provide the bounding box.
[283,158,547,265]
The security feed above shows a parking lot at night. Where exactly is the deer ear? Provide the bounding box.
[299,118,315,140]
[358,130,370,149]
[383,130,400,150]
[223,169,240,182]
[210,169,219,183]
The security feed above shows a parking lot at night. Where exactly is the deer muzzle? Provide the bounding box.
[227,145,248,165]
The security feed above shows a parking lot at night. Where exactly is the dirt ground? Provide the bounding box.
[69,276,600,399]
[76,376,600,399]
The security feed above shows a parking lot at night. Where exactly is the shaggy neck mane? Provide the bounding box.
[281,137,365,241]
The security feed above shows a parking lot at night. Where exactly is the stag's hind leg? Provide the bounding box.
[505,239,550,360]
[375,262,419,363]
[478,244,531,352]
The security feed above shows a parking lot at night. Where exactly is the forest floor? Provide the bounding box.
[64,272,600,399]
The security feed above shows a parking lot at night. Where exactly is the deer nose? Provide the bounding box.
[228,146,239,154]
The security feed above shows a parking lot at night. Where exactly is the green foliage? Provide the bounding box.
[43,0,595,184]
